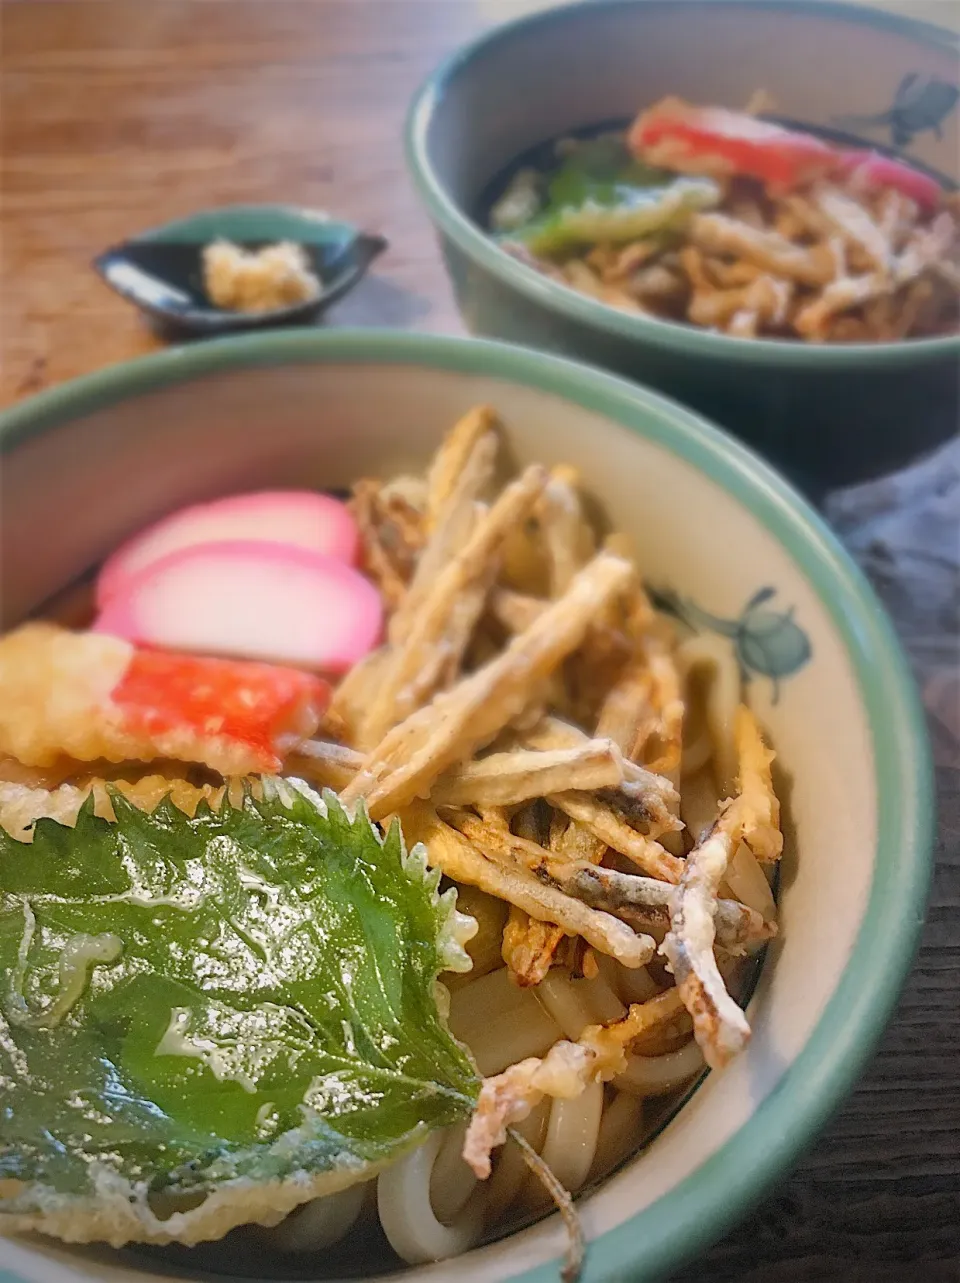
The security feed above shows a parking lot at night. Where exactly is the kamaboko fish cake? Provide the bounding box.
[0,623,328,775]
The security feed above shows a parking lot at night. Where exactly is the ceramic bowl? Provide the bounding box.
[94,204,387,336]
[406,0,960,494]
[0,331,933,1283]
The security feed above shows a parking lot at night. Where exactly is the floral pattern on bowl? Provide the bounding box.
[832,72,959,149]
[649,585,812,702]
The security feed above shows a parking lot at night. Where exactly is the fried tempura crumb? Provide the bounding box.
[202,239,321,313]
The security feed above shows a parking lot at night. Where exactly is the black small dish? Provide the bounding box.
[93,204,387,337]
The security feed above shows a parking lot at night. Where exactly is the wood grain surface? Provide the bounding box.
[1,3,958,1280]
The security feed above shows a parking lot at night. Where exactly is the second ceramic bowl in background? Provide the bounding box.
[406,0,960,494]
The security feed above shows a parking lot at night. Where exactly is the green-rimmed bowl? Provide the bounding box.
[406,0,960,494]
[0,331,933,1283]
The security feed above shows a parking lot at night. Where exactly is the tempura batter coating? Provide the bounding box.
[0,624,328,776]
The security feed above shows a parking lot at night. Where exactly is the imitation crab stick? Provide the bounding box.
[97,490,359,608]
[0,623,329,775]
[628,97,839,191]
[628,97,945,208]
[94,540,383,674]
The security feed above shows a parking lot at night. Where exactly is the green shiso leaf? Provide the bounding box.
[0,781,478,1226]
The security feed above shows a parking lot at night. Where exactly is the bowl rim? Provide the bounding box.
[405,0,960,368]
[0,329,935,1283]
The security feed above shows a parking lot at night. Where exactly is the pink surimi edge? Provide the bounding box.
[93,538,383,673]
[96,490,359,608]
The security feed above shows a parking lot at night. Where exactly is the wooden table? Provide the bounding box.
[2,3,958,1280]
